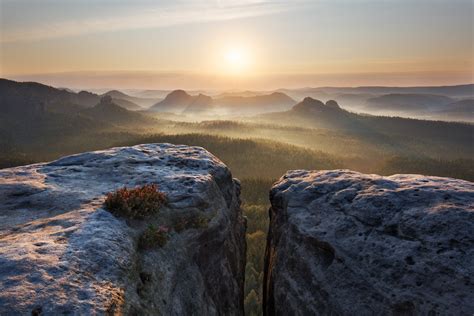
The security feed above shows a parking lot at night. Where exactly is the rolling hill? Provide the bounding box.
[213,92,295,115]
[80,96,154,125]
[276,84,474,121]
[184,94,214,114]
[0,78,99,117]
[431,99,474,121]
[257,97,474,148]
[279,84,474,100]
[148,90,296,115]
[148,90,197,113]
[365,94,454,112]
[102,90,160,109]
[0,80,157,149]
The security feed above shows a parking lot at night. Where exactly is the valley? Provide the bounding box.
[1,78,473,315]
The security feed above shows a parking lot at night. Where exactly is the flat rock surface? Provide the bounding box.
[0,143,246,315]
[264,170,474,315]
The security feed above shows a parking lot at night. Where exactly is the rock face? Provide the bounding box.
[264,170,474,315]
[0,144,246,315]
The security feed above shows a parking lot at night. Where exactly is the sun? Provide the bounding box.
[223,47,249,74]
[226,49,243,65]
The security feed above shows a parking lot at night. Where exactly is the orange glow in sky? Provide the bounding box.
[0,1,472,89]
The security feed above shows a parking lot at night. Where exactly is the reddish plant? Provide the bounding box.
[104,184,166,219]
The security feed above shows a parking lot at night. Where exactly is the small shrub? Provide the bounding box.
[104,184,166,219]
[173,218,187,233]
[139,225,169,249]
[173,213,209,233]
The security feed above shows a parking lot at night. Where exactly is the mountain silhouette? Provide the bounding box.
[149,90,295,115]
[184,94,214,113]
[80,96,152,125]
[215,92,295,114]
[365,94,454,112]
[0,81,154,148]
[431,99,474,121]
[258,97,473,144]
[148,90,196,113]
[102,90,158,109]
[0,78,99,117]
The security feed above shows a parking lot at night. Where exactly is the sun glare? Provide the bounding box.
[223,47,250,74]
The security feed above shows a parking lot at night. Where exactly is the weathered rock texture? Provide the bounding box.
[0,144,246,315]
[264,170,474,315]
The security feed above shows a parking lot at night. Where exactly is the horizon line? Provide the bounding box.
[2,76,473,93]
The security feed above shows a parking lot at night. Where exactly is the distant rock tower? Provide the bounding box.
[325,100,340,109]
[100,95,113,104]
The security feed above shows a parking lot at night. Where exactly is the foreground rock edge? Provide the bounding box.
[264,169,474,315]
[0,143,246,315]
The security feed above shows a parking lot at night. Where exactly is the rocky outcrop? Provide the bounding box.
[292,97,327,112]
[264,170,474,315]
[148,89,195,113]
[0,144,246,315]
[325,100,340,109]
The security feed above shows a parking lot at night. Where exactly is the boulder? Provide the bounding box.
[264,170,474,315]
[0,143,246,315]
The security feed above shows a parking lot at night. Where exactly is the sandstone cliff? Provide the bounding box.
[264,170,474,315]
[0,144,246,315]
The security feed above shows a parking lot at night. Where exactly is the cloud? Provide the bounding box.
[1,1,310,43]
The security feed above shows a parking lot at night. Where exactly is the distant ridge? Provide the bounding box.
[148,90,196,113]
[366,94,454,112]
[431,99,474,121]
[277,84,474,103]
[258,97,474,137]
[148,90,296,115]
[215,92,295,114]
[102,90,159,109]
[0,78,100,116]
[275,84,474,122]
[184,94,214,113]
[0,80,155,143]
[279,84,474,97]
[81,96,152,124]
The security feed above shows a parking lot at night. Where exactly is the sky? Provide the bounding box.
[0,0,473,90]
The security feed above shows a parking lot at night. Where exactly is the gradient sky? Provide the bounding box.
[0,0,473,90]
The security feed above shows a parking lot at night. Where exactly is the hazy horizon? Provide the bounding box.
[1,0,473,90]
[2,71,473,92]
